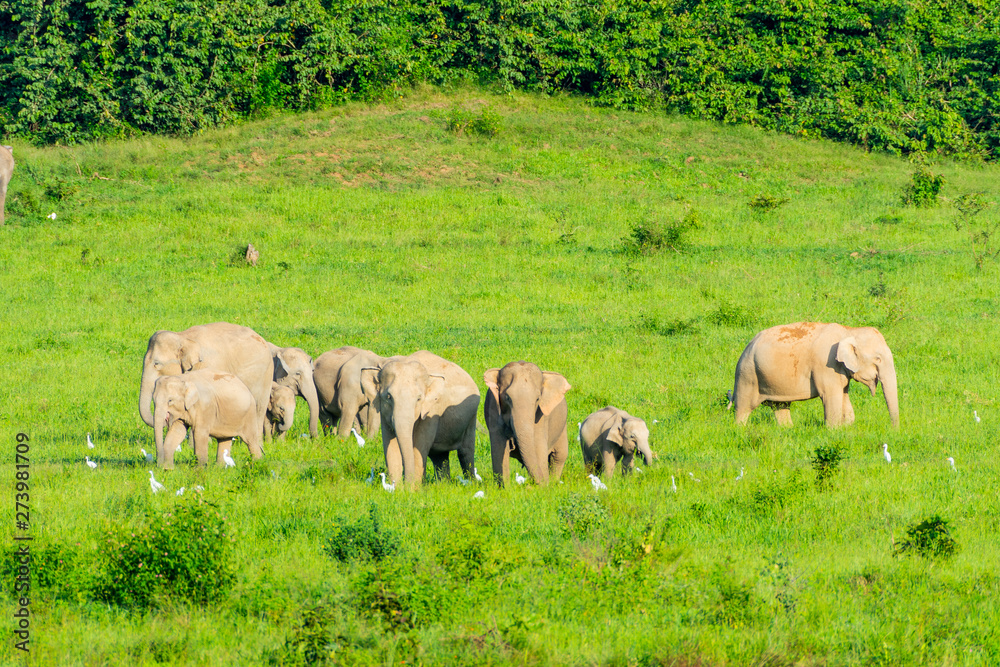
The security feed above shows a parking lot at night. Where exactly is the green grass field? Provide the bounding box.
[2,87,999,665]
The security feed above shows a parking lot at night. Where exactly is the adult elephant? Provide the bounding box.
[731,321,899,428]
[362,351,479,489]
[580,406,653,478]
[269,345,320,438]
[138,323,273,437]
[0,145,13,225]
[483,361,571,487]
[314,347,385,438]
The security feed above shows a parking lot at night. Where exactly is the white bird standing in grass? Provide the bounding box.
[588,474,608,491]
[223,449,236,468]
[85,456,97,470]
[515,473,526,485]
[148,471,165,493]
[379,472,395,493]
[350,427,366,447]
[688,472,701,482]
[671,475,677,493]
[87,433,95,449]
[474,468,483,482]
[974,410,981,423]
[176,487,185,496]
[946,456,957,472]
[736,467,745,481]
[473,490,485,499]
[141,448,154,463]
[635,467,643,474]
[882,443,892,464]
[577,422,582,443]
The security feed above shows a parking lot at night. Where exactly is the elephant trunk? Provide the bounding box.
[880,360,899,428]
[139,368,158,427]
[300,378,320,439]
[153,402,167,464]
[638,441,654,466]
[511,408,548,485]
[393,413,419,488]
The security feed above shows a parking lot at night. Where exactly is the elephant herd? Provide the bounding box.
[138,319,899,489]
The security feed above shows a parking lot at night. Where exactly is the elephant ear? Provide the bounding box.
[836,337,861,373]
[601,412,625,447]
[180,340,203,372]
[422,375,446,419]
[182,383,199,412]
[273,353,291,381]
[539,372,571,416]
[360,367,381,408]
[483,369,501,407]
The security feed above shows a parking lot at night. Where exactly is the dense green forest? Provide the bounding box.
[1,0,998,157]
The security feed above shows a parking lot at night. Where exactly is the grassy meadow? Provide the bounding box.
[1,87,1000,665]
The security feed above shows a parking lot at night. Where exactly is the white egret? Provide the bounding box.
[350,427,366,447]
[176,487,186,496]
[671,475,677,493]
[473,468,483,482]
[515,473,526,485]
[148,471,165,493]
[86,433,95,449]
[141,448,154,463]
[946,456,956,472]
[588,474,608,491]
[223,450,236,468]
[882,443,891,464]
[85,456,97,470]
[635,467,643,474]
[473,490,485,499]
[736,467,744,481]
[379,472,395,493]
[974,410,981,423]
[688,472,701,482]
[47,212,56,220]
[577,422,582,443]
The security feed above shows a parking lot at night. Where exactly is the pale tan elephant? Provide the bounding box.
[269,345,320,438]
[138,323,273,439]
[484,361,571,487]
[580,406,653,478]
[266,382,297,439]
[315,347,385,438]
[0,145,13,226]
[362,351,479,489]
[731,321,899,428]
[151,370,263,469]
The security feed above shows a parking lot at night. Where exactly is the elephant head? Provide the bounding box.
[601,412,653,468]
[363,359,445,485]
[835,328,899,428]
[484,361,571,485]
[272,346,319,438]
[139,331,204,427]
[151,375,195,461]
[267,382,297,438]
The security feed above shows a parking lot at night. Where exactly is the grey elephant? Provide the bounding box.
[151,369,264,469]
[0,145,13,226]
[580,406,653,478]
[139,323,273,439]
[269,345,320,438]
[266,382,297,439]
[731,321,899,428]
[484,361,571,487]
[315,346,385,438]
[362,351,479,489]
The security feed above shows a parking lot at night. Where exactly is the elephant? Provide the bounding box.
[362,351,480,489]
[731,321,899,428]
[266,382,297,439]
[0,145,13,226]
[151,369,263,469]
[315,347,385,438]
[139,322,273,439]
[483,361,571,487]
[580,406,653,477]
[269,345,320,438]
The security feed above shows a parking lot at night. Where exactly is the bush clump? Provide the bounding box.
[893,515,959,560]
[446,105,503,137]
[557,493,609,538]
[902,166,945,207]
[626,210,702,255]
[324,504,399,563]
[811,445,845,488]
[94,499,234,609]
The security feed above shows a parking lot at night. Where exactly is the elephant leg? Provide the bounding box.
[216,438,234,465]
[319,409,336,436]
[548,435,569,482]
[383,429,403,485]
[245,431,265,460]
[409,417,438,486]
[456,422,476,479]
[842,393,856,426]
[161,421,188,469]
[428,450,451,480]
[601,449,617,478]
[337,397,361,438]
[821,388,846,427]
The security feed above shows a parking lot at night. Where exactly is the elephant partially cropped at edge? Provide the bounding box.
[0,145,13,226]
[151,369,264,469]
[580,406,653,478]
[363,351,479,489]
[269,345,320,438]
[731,321,899,428]
[138,323,273,438]
[484,361,571,487]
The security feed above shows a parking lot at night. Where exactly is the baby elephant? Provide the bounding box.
[151,369,264,469]
[266,382,297,439]
[579,406,653,477]
[0,145,13,226]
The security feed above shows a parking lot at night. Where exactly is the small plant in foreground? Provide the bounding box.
[951,192,1000,269]
[811,445,845,488]
[625,210,701,254]
[324,503,399,563]
[893,515,959,560]
[902,165,944,207]
[446,105,502,137]
[707,300,755,328]
[637,314,698,336]
[747,194,789,211]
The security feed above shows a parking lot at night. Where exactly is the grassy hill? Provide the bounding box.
[1,88,999,665]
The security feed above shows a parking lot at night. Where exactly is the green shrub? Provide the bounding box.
[893,515,959,561]
[747,194,790,212]
[353,558,449,632]
[707,301,755,328]
[324,504,399,563]
[902,166,945,207]
[556,493,609,538]
[94,499,234,609]
[626,210,701,255]
[446,105,503,137]
[811,445,845,488]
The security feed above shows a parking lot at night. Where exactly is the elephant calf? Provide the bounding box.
[731,321,899,428]
[269,345,320,439]
[314,346,385,438]
[152,369,264,469]
[580,406,653,478]
[0,145,13,226]
[266,382,296,439]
